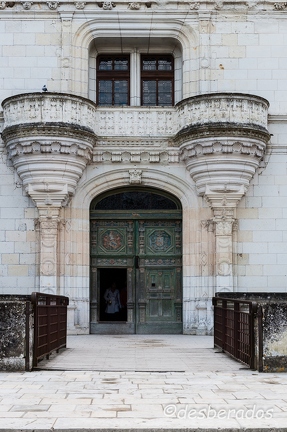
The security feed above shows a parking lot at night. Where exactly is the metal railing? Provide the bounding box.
[31,292,69,367]
[213,297,258,369]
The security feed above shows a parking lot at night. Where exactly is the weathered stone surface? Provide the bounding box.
[0,296,31,371]
[215,292,287,372]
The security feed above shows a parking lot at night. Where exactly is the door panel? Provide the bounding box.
[136,220,182,334]
[90,220,135,334]
[90,218,182,334]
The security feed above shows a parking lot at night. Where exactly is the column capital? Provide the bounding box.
[204,185,245,220]
[28,184,69,209]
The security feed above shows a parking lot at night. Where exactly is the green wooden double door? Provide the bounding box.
[90,216,182,334]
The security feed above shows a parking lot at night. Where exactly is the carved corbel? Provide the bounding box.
[27,183,70,209]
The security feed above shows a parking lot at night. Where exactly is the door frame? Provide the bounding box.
[89,188,182,334]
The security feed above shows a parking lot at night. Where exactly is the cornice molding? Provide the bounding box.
[0,0,285,12]
[2,122,96,146]
[174,123,270,146]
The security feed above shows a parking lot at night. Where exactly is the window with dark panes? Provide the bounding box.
[141,55,174,106]
[97,55,130,106]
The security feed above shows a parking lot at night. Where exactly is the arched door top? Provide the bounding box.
[90,187,182,211]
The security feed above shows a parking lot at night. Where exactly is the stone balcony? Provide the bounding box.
[175,93,270,208]
[1,91,270,207]
[1,93,96,207]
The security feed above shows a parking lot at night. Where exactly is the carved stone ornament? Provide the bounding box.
[189,2,200,9]
[98,0,115,9]
[21,1,33,9]
[215,220,233,236]
[47,1,59,9]
[129,169,142,184]
[246,0,258,9]
[0,1,6,9]
[214,1,223,9]
[274,2,287,9]
[201,219,215,232]
[75,1,86,8]
[128,2,140,8]
[95,150,175,164]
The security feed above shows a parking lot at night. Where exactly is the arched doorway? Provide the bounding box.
[90,188,182,334]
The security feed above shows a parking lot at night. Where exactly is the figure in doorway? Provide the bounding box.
[104,282,121,320]
[120,285,127,321]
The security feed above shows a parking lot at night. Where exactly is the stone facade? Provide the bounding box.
[0,0,286,335]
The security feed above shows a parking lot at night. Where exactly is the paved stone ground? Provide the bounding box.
[1,335,287,431]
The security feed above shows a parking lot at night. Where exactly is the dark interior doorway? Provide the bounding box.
[99,268,127,322]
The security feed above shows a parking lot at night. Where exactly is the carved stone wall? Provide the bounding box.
[0,91,271,332]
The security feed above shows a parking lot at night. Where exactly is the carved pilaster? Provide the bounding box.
[59,12,74,93]
[205,186,243,293]
[37,207,61,295]
[214,218,234,291]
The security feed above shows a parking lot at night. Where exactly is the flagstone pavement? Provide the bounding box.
[1,335,287,431]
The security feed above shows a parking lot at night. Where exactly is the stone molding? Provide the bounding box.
[93,149,179,164]
[0,1,282,11]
